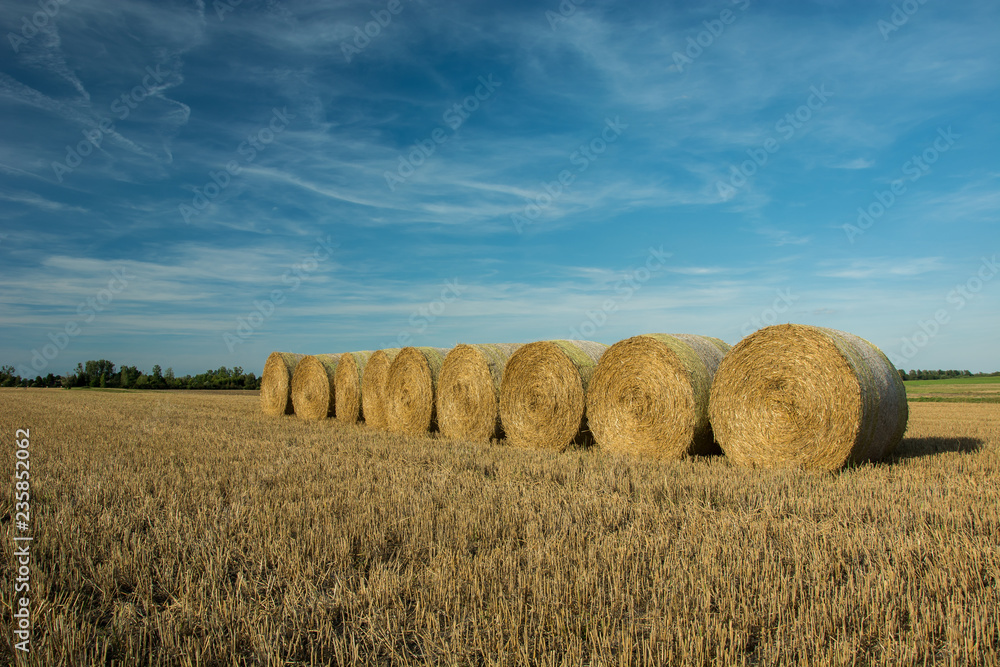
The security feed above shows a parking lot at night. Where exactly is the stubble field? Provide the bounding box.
[1,388,998,666]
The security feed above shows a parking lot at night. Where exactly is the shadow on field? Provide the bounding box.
[889,436,984,462]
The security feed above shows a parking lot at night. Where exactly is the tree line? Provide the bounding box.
[2,361,998,389]
[898,369,999,381]
[0,360,260,390]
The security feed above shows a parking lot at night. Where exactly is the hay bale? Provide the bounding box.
[289,354,342,420]
[334,351,373,423]
[384,347,451,435]
[587,334,731,458]
[260,351,305,416]
[437,343,522,442]
[360,349,401,429]
[708,324,908,471]
[499,340,609,451]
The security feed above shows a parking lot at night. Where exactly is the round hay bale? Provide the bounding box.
[360,349,401,429]
[708,324,908,471]
[260,351,305,416]
[290,353,342,420]
[587,334,731,458]
[334,351,373,423]
[384,347,450,435]
[499,340,609,451]
[437,343,522,442]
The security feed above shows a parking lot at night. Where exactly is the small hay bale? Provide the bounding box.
[437,343,522,442]
[587,334,731,458]
[360,349,401,429]
[290,353,342,420]
[708,324,908,471]
[260,351,305,416]
[499,340,609,451]
[384,347,451,435]
[334,351,374,423]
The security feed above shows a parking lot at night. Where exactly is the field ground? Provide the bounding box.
[903,377,1000,403]
[1,388,998,666]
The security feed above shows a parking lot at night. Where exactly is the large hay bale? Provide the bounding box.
[334,351,373,423]
[587,334,731,458]
[260,351,305,416]
[289,354,342,420]
[499,340,609,451]
[437,343,522,442]
[385,347,450,435]
[360,349,401,429]
[708,324,908,471]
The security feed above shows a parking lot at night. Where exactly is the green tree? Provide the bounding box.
[84,360,116,386]
[120,365,140,389]
[150,364,166,389]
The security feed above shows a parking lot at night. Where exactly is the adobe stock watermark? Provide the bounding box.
[739,289,798,336]
[567,246,671,340]
[878,0,930,40]
[384,75,501,191]
[51,64,171,183]
[7,0,71,53]
[546,0,585,30]
[889,254,997,366]
[511,116,627,233]
[392,279,466,347]
[842,126,958,244]
[16,268,133,378]
[13,427,32,653]
[716,85,833,200]
[341,0,409,63]
[180,107,294,224]
[671,0,750,72]
[223,235,336,353]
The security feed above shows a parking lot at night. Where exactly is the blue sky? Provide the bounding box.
[1,0,998,377]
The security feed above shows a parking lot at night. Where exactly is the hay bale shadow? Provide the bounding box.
[888,436,984,462]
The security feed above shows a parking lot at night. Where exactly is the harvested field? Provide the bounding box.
[1,389,997,665]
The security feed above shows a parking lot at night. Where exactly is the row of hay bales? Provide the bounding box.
[260,324,908,471]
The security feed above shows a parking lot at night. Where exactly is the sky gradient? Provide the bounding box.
[1,0,998,377]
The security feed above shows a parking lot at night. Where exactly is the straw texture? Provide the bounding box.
[587,334,731,458]
[437,343,522,442]
[385,347,451,435]
[708,324,908,471]
[361,349,401,430]
[334,351,373,423]
[289,354,342,420]
[498,340,609,451]
[260,352,305,416]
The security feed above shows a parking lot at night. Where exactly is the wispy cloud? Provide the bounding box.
[830,158,875,170]
[0,0,998,373]
[818,257,945,280]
